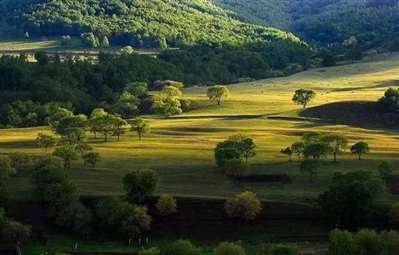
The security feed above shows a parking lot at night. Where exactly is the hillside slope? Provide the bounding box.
[214,0,399,49]
[0,0,305,48]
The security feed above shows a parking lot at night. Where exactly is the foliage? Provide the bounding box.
[131,117,151,140]
[207,86,230,106]
[350,142,370,160]
[280,147,293,161]
[225,191,262,221]
[161,239,201,255]
[36,133,57,152]
[95,197,151,238]
[389,203,399,226]
[53,145,80,170]
[319,171,384,229]
[123,169,159,204]
[83,152,101,168]
[292,89,316,108]
[269,244,299,255]
[215,242,247,255]
[328,229,357,255]
[156,194,177,217]
[215,134,256,170]
[378,161,393,183]
[321,134,348,162]
[378,88,399,113]
[55,201,92,234]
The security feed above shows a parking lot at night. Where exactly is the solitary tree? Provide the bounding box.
[36,133,57,152]
[292,89,316,109]
[300,160,320,182]
[351,142,370,160]
[207,86,230,106]
[225,192,262,221]
[83,152,100,168]
[53,145,79,170]
[123,169,159,204]
[322,134,348,162]
[156,194,177,217]
[131,118,151,140]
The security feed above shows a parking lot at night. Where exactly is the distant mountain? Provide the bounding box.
[0,0,307,49]
[214,0,399,50]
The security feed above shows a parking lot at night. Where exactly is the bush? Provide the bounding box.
[156,195,177,216]
[390,203,399,226]
[225,192,262,221]
[140,248,160,255]
[381,231,399,255]
[270,244,299,255]
[355,229,382,255]
[55,201,92,234]
[161,240,201,255]
[328,229,356,255]
[123,169,159,203]
[1,220,31,244]
[215,242,246,255]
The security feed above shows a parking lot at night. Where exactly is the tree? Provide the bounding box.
[36,133,57,152]
[378,88,399,113]
[112,116,128,141]
[291,142,305,160]
[112,91,139,119]
[89,108,107,139]
[83,152,100,168]
[131,118,151,140]
[53,145,79,170]
[125,82,148,98]
[156,194,177,216]
[303,143,331,159]
[123,169,159,203]
[328,229,356,255]
[280,147,293,161]
[215,135,256,169]
[207,86,230,106]
[322,134,348,162]
[318,171,384,229]
[101,36,110,48]
[351,141,370,160]
[300,160,320,182]
[225,192,262,221]
[55,201,92,234]
[215,242,246,255]
[292,89,316,109]
[153,95,183,117]
[1,220,31,244]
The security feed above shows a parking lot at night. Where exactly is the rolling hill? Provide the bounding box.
[214,0,399,50]
[0,0,306,49]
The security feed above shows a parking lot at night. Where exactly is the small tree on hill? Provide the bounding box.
[292,89,316,109]
[156,194,177,217]
[36,133,57,152]
[83,152,100,168]
[351,141,370,160]
[207,86,230,106]
[131,117,151,140]
[53,145,79,170]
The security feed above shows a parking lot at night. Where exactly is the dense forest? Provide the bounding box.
[214,0,399,51]
[0,0,305,48]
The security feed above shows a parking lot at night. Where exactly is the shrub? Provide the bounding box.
[355,229,382,255]
[1,220,31,244]
[140,248,160,255]
[215,242,246,255]
[390,203,399,226]
[123,169,159,203]
[381,231,399,255]
[55,201,92,234]
[270,244,299,255]
[225,192,262,221]
[161,240,201,255]
[156,195,177,216]
[328,229,356,255]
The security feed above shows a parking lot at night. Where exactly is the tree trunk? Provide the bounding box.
[333,152,337,162]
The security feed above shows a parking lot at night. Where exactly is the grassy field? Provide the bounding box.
[2,53,399,204]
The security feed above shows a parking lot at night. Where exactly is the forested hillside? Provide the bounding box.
[0,0,305,48]
[214,0,399,50]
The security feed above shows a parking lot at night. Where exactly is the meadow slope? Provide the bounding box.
[2,53,399,204]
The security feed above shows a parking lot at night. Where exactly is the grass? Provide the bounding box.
[2,53,399,205]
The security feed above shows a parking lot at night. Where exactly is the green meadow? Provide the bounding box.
[3,53,399,204]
